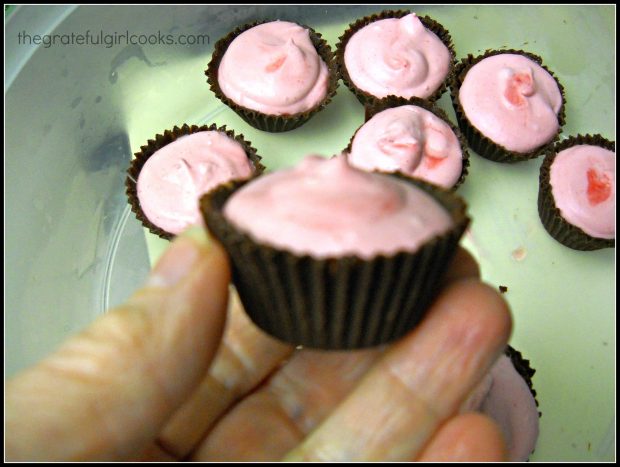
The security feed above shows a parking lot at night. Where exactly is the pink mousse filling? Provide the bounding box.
[458,53,562,154]
[348,105,463,188]
[460,354,540,462]
[549,144,615,239]
[137,131,254,235]
[223,155,453,259]
[344,13,451,99]
[217,21,329,115]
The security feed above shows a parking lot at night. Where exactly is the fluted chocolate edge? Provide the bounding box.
[199,174,470,350]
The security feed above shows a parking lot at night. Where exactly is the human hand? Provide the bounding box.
[6,227,511,461]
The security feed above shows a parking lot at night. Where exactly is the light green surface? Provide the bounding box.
[5,4,16,18]
[138,6,615,462]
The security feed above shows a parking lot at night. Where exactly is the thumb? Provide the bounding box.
[6,227,231,461]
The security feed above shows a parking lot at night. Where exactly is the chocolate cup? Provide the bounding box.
[335,10,457,107]
[449,49,567,163]
[125,123,265,240]
[206,20,339,133]
[200,174,470,350]
[343,96,470,190]
[538,134,615,250]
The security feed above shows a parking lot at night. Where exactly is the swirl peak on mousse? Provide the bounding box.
[344,13,451,99]
[137,131,255,235]
[223,155,454,259]
[217,21,330,115]
[458,53,562,154]
[348,105,463,188]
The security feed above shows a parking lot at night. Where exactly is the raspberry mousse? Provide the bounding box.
[462,347,540,462]
[200,154,469,349]
[129,126,260,238]
[549,145,614,239]
[453,51,564,161]
[215,21,330,116]
[223,155,454,259]
[347,104,465,189]
[538,135,615,250]
[341,13,452,101]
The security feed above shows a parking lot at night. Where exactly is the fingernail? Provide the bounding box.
[146,226,211,288]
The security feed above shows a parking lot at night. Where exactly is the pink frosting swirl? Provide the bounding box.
[550,144,615,239]
[461,354,540,462]
[217,21,330,115]
[459,53,563,153]
[344,13,451,99]
[348,105,463,188]
[223,155,453,259]
[137,131,255,235]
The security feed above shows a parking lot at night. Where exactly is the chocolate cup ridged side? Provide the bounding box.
[449,49,567,163]
[343,96,470,191]
[206,21,339,133]
[538,134,615,250]
[125,123,265,241]
[335,10,457,108]
[505,345,539,412]
[504,344,540,458]
[200,175,470,350]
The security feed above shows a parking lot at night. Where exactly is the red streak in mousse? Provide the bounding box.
[586,168,612,205]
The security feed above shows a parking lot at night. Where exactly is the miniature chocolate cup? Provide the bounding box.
[206,20,339,133]
[125,123,265,240]
[538,134,615,250]
[335,10,457,107]
[200,174,470,350]
[449,49,567,163]
[343,95,470,190]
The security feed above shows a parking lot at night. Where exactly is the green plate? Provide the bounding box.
[134,6,614,461]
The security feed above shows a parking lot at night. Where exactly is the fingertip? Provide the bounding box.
[438,278,513,346]
[203,235,232,285]
[441,247,480,285]
[157,228,232,371]
[181,226,231,279]
[418,412,508,462]
[144,226,229,289]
